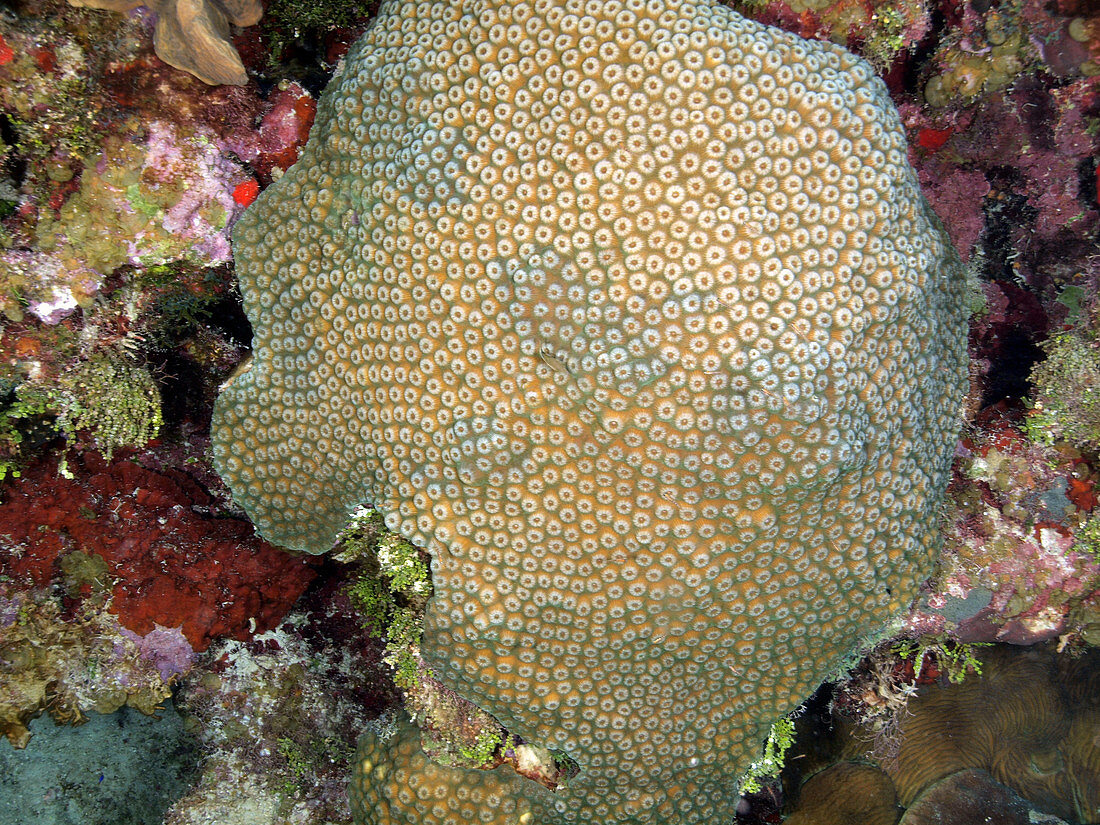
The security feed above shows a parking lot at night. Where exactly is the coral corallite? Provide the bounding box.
[210,0,970,822]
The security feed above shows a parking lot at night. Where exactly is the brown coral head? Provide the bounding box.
[68,0,260,86]
[784,762,899,825]
[155,0,250,86]
[213,0,970,822]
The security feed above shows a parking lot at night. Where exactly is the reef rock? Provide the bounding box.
[211,0,970,822]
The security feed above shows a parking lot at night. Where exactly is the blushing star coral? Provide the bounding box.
[211,0,970,822]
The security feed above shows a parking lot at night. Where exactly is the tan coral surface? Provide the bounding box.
[212,0,969,821]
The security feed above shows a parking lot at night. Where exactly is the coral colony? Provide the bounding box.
[211,0,967,821]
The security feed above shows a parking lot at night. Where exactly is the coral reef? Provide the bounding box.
[898,87,1100,366]
[0,293,231,481]
[0,4,376,820]
[734,0,933,72]
[900,769,1063,825]
[340,508,431,684]
[259,0,379,70]
[0,1,319,480]
[1029,303,1100,453]
[55,351,163,460]
[221,81,318,185]
[213,0,968,822]
[353,717,545,825]
[26,119,248,315]
[3,0,1100,818]
[918,0,1100,109]
[0,444,317,650]
[784,761,899,825]
[0,582,177,748]
[921,2,1033,109]
[66,0,262,85]
[905,413,1100,646]
[0,35,335,792]
[166,585,393,825]
[901,80,1100,271]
